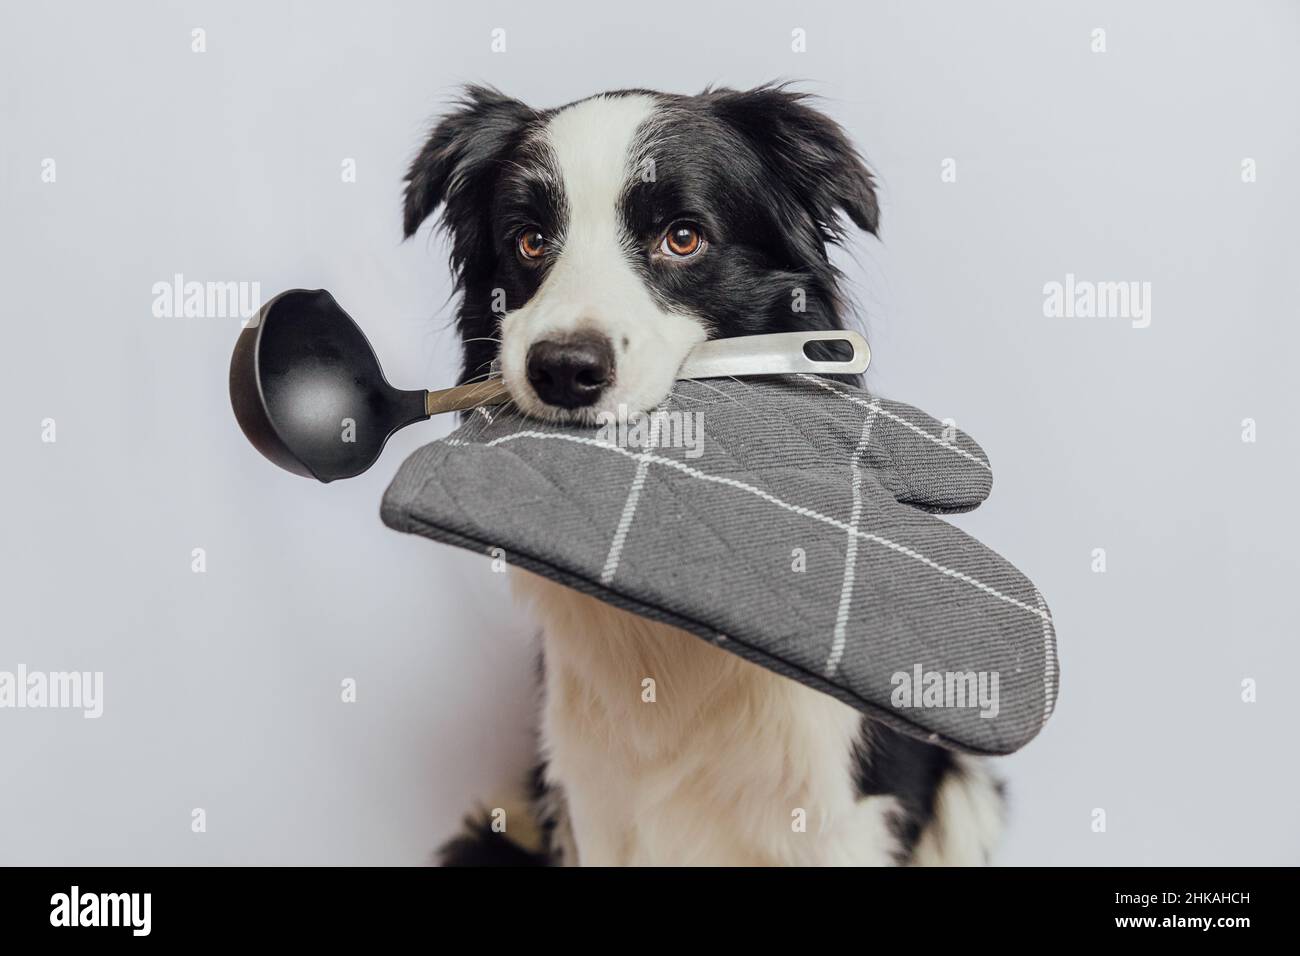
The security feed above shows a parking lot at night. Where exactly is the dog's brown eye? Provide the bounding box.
[517,228,546,261]
[661,222,704,258]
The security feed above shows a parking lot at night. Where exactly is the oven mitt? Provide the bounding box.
[380,375,1058,755]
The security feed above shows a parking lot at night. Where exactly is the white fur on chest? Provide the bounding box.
[513,572,905,866]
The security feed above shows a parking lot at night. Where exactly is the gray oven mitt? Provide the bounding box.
[381,375,1058,755]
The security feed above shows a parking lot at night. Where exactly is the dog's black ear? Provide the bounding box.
[709,84,879,239]
[402,86,536,267]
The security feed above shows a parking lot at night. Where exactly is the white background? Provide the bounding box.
[1,0,1297,864]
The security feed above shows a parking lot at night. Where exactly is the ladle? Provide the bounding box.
[229,289,870,482]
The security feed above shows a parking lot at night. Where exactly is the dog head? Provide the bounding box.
[403,84,879,421]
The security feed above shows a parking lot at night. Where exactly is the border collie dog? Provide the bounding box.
[403,85,1004,866]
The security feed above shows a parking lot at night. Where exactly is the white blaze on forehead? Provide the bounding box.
[542,94,657,248]
[499,92,706,422]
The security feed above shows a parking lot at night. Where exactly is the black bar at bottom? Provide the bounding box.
[0,866,1282,941]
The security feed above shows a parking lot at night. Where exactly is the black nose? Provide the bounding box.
[526,334,615,408]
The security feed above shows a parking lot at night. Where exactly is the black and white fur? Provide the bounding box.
[404,85,1005,866]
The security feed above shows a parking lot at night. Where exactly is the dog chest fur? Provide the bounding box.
[517,572,907,866]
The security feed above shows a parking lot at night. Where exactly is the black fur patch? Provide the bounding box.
[622,86,877,348]
[437,810,550,867]
[852,718,957,863]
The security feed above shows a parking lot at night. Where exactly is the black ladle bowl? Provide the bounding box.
[229,289,429,482]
